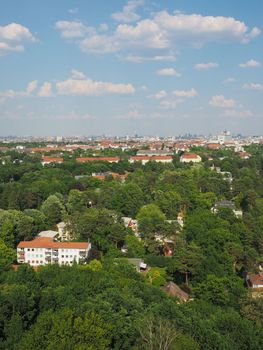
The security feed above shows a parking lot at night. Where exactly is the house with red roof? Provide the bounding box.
[17,237,91,266]
[76,157,120,163]
[129,155,173,165]
[247,273,263,289]
[41,156,64,165]
[180,153,202,163]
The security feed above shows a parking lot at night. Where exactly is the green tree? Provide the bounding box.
[41,195,66,225]
[169,240,203,286]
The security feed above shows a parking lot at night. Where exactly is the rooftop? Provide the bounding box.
[18,237,89,249]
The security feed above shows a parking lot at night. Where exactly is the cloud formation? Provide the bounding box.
[243,83,263,91]
[55,21,93,39]
[157,68,181,76]
[0,80,38,100]
[55,11,260,57]
[0,23,36,55]
[239,59,261,68]
[38,82,53,97]
[153,90,167,99]
[195,62,219,70]
[209,95,236,108]
[123,54,177,63]
[111,0,144,23]
[56,71,135,96]
[173,88,197,98]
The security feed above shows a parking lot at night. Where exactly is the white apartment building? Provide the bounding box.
[129,156,173,165]
[17,237,90,267]
[180,153,202,163]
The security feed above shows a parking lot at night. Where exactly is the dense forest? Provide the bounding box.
[1,144,263,349]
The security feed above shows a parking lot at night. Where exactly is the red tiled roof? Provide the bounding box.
[181,153,200,159]
[18,237,89,249]
[239,152,251,158]
[206,143,221,149]
[111,172,128,179]
[249,273,263,286]
[42,156,64,162]
[92,175,105,180]
[76,157,120,162]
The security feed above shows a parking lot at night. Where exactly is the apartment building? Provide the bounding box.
[17,237,90,267]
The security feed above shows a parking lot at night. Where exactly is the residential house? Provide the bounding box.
[247,273,263,288]
[211,200,243,218]
[129,155,173,164]
[17,237,90,266]
[180,153,202,163]
[76,157,120,163]
[41,156,64,166]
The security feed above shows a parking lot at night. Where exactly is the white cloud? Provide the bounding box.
[160,99,183,109]
[26,80,38,94]
[80,34,119,54]
[173,88,197,98]
[0,42,24,53]
[0,23,36,55]
[243,83,263,91]
[195,62,219,70]
[209,95,236,108]
[38,82,53,97]
[0,80,38,100]
[123,54,176,63]
[157,68,181,76]
[71,69,86,80]
[154,90,167,99]
[223,109,253,117]
[239,59,261,68]
[223,77,235,84]
[56,72,135,96]
[54,21,94,38]
[111,0,144,23]
[55,11,260,56]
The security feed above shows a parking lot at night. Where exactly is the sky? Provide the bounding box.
[0,0,262,136]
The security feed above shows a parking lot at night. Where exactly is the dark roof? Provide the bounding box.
[161,281,189,302]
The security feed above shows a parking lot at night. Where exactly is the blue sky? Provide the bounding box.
[0,0,262,136]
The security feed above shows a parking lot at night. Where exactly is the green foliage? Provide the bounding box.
[0,240,16,270]
[41,194,66,225]
[0,144,263,349]
[125,235,145,258]
[146,267,167,286]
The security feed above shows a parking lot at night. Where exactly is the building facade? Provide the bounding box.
[17,237,90,267]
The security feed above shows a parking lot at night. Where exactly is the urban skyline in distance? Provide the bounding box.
[1,0,263,135]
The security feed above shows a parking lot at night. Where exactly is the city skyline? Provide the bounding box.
[1,0,263,135]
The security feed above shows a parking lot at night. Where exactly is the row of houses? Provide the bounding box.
[41,153,202,165]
